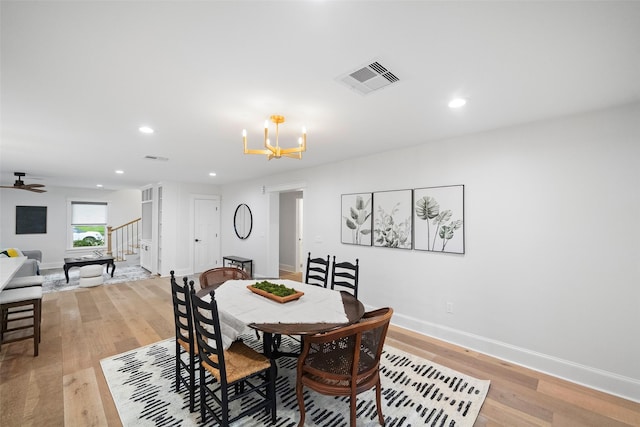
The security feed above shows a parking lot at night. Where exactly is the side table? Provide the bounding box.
[222,255,253,278]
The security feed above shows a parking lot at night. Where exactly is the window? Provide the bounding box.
[70,201,107,248]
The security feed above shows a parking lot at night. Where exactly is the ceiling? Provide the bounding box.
[2,1,639,191]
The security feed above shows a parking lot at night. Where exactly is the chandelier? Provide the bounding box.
[242,115,306,160]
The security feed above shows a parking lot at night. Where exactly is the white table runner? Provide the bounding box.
[201,279,348,348]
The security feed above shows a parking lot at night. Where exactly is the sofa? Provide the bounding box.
[0,249,42,277]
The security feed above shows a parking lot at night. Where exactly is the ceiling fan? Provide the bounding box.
[0,172,47,193]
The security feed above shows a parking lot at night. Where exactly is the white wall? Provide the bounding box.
[219,103,640,401]
[0,186,141,269]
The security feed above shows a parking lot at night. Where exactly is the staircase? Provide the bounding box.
[107,218,141,262]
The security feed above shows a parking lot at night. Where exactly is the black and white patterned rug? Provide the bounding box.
[41,265,154,294]
[100,335,489,426]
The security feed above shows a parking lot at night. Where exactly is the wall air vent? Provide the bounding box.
[337,60,400,95]
[144,155,169,161]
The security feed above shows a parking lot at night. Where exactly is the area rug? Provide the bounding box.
[41,265,154,294]
[100,335,489,427]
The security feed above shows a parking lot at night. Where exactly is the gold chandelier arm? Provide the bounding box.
[244,148,274,156]
[280,152,303,159]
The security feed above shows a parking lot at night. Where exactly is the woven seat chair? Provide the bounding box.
[169,271,198,412]
[305,252,330,288]
[198,267,250,290]
[296,307,393,427]
[330,256,359,298]
[189,282,277,425]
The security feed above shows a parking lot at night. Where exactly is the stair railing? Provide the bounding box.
[107,218,142,261]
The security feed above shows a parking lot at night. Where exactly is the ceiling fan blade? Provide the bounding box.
[24,183,45,188]
[27,188,47,193]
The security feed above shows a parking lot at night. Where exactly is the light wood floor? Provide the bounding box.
[1,275,638,426]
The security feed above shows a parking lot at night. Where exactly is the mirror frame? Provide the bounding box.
[233,203,253,240]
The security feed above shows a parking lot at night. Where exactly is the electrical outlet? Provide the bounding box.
[446,302,454,314]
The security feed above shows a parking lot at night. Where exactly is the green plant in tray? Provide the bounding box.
[252,281,297,297]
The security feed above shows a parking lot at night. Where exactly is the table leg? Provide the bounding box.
[109,262,115,277]
[64,265,70,283]
[262,332,275,359]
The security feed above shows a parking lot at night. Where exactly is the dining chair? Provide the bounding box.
[330,256,359,298]
[198,266,250,290]
[305,252,330,287]
[296,307,393,427]
[189,282,277,426]
[169,271,198,412]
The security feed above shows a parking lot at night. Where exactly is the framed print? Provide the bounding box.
[372,189,412,249]
[413,185,464,254]
[16,205,47,234]
[341,193,372,246]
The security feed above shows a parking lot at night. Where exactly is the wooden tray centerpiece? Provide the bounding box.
[247,281,304,303]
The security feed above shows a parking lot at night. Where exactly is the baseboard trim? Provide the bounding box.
[279,263,295,272]
[378,308,640,403]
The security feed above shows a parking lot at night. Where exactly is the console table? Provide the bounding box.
[222,255,253,278]
[63,256,115,283]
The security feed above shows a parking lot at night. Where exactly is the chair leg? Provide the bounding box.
[199,366,206,422]
[189,353,195,412]
[33,299,41,357]
[175,343,180,392]
[296,379,306,427]
[376,378,384,425]
[350,389,357,427]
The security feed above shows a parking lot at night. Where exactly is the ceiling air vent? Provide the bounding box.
[144,155,169,161]
[337,60,400,95]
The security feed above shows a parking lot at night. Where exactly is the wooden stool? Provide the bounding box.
[0,286,42,356]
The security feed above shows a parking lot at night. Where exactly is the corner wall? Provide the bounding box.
[220,103,640,401]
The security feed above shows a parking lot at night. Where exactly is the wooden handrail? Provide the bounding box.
[110,217,142,231]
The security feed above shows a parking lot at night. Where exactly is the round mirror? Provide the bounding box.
[234,203,253,239]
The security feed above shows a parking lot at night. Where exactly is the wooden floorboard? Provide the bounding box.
[1,274,638,426]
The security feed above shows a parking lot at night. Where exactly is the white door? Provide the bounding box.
[194,198,220,274]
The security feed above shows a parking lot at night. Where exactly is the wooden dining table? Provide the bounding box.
[197,279,365,359]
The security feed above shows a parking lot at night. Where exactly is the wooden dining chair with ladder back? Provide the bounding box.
[305,252,330,287]
[169,271,198,412]
[330,256,359,298]
[189,282,277,425]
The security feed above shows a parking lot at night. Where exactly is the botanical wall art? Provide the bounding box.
[413,185,464,254]
[341,193,372,246]
[372,189,412,249]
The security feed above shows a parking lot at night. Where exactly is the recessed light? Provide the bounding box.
[139,126,154,134]
[96,184,103,188]
[448,98,467,109]
[209,172,217,177]
[115,170,124,174]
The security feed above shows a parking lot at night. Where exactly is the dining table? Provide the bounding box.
[197,279,365,359]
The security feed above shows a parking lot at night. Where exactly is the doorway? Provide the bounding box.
[278,190,304,275]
